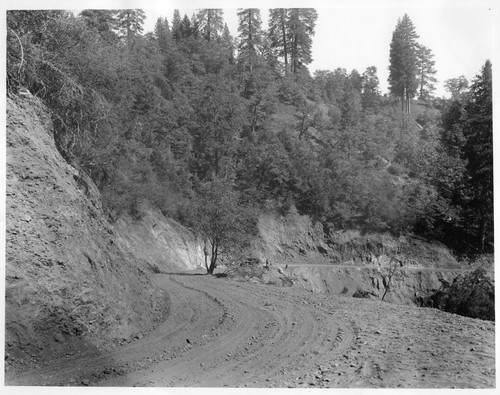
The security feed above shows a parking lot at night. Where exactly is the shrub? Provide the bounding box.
[352,290,372,298]
[431,268,494,321]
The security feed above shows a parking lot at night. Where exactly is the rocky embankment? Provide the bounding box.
[5,96,203,372]
[251,210,466,304]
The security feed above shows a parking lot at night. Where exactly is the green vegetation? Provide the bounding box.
[6,9,493,272]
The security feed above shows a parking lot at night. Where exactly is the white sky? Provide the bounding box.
[2,0,497,97]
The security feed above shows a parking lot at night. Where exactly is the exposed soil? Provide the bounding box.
[6,272,495,388]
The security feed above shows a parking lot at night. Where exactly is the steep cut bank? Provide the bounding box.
[114,200,204,273]
[4,96,201,371]
[251,211,467,305]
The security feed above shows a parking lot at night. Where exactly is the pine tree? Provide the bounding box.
[237,8,263,70]
[116,9,145,43]
[172,9,182,40]
[154,17,171,54]
[349,69,362,92]
[340,81,362,130]
[287,8,318,75]
[462,60,493,252]
[361,66,380,110]
[190,13,200,39]
[416,44,437,100]
[79,10,117,41]
[220,23,235,64]
[268,8,290,74]
[388,14,419,113]
[179,14,193,40]
[197,9,224,42]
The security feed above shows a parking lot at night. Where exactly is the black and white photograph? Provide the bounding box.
[2,0,496,390]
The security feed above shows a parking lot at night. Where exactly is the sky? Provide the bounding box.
[2,0,497,97]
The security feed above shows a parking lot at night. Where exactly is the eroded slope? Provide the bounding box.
[5,96,165,368]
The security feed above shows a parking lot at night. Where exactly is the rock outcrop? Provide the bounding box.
[252,209,463,304]
[114,200,205,273]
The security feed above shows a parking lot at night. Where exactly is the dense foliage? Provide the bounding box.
[6,10,493,264]
[427,268,494,321]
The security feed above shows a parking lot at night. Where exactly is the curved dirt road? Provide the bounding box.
[7,274,495,388]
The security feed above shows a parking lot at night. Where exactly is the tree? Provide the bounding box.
[287,8,318,75]
[444,75,469,100]
[340,81,362,130]
[220,23,235,64]
[191,177,254,274]
[295,101,325,140]
[268,8,290,74]
[79,10,117,42]
[349,69,363,92]
[153,17,171,54]
[388,14,419,113]
[241,66,278,138]
[196,9,224,42]
[190,73,246,179]
[436,62,492,254]
[361,66,380,110]
[171,9,182,40]
[116,9,145,43]
[416,44,437,100]
[236,132,291,205]
[462,60,493,253]
[179,14,193,40]
[381,259,401,301]
[430,268,494,321]
[237,8,263,70]
[313,68,348,105]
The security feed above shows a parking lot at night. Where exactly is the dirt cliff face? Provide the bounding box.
[114,201,205,274]
[253,210,464,304]
[5,96,166,368]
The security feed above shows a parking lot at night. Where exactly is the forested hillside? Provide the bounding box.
[6,9,493,268]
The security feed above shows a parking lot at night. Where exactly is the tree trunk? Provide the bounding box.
[381,287,389,301]
[203,242,209,272]
[478,216,487,254]
[280,10,288,75]
[402,83,407,114]
[208,242,218,274]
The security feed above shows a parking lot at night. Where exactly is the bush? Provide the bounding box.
[352,290,373,299]
[430,268,494,321]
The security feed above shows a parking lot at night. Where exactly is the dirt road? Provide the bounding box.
[7,273,495,388]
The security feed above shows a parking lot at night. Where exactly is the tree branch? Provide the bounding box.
[9,28,24,81]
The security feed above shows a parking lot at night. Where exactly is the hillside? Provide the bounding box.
[5,95,202,371]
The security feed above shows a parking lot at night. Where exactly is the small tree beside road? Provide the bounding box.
[191,177,255,275]
[381,259,401,301]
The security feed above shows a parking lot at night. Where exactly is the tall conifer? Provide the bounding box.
[388,14,419,113]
